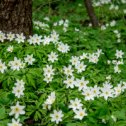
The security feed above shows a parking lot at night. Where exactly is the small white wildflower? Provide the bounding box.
[9,101,25,119]
[50,110,64,124]
[7,45,13,52]
[74,108,87,120]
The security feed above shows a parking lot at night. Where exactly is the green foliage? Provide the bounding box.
[0,0,126,125]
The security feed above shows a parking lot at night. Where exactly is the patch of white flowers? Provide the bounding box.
[113,30,121,43]
[43,65,55,83]
[53,19,69,32]
[8,57,25,71]
[101,20,116,30]
[69,98,87,120]
[34,20,49,30]
[111,50,124,73]
[0,16,126,125]
[8,80,25,126]
[0,54,35,72]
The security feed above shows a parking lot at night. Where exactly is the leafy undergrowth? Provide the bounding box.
[0,0,126,126]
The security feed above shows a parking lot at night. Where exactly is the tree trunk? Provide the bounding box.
[84,0,99,27]
[0,0,32,36]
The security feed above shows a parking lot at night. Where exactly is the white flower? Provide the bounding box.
[63,27,67,32]
[42,36,52,45]
[114,65,121,73]
[48,52,58,63]
[15,33,26,43]
[69,98,83,111]
[96,49,103,57]
[8,57,25,71]
[113,30,119,34]
[43,92,56,110]
[113,84,122,96]
[75,77,89,91]
[50,110,64,124]
[43,65,55,77]
[74,108,87,120]
[107,60,111,64]
[46,92,56,105]
[115,50,124,59]
[75,28,79,32]
[28,34,42,45]
[44,17,50,21]
[110,20,116,27]
[75,62,87,73]
[103,81,113,88]
[70,56,80,66]
[7,32,15,41]
[9,101,25,119]
[8,118,22,126]
[12,80,25,98]
[80,53,87,60]
[117,39,121,43]
[0,31,6,42]
[101,25,106,30]
[88,53,99,64]
[15,79,25,87]
[28,35,35,45]
[43,75,53,83]
[121,0,126,3]
[100,86,114,100]
[53,22,58,26]
[78,3,82,6]
[64,76,75,88]
[59,20,64,25]
[91,85,101,97]
[116,33,121,38]
[42,92,56,110]
[102,119,107,124]
[106,75,111,80]
[24,54,35,65]
[7,45,13,52]
[0,59,7,73]
[50,31,59,43]
[57,42,70,53]
[63,65,73,76]
[12,84,25,98]
[82,88,95,100]
[31,34,42,45]
[109,4,114,10]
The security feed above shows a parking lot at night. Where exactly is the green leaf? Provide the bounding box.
[0,107,7,119]
[113,109,126,120]
[115,121,126,126]
[26,74,36,88]
[34,111,41,121]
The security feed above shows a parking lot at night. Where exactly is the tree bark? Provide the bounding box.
[84,0,99,27]
[0,0,32,36]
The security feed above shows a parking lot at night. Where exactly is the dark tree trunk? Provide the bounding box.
[0,0,32,36]
[84,0,99,27]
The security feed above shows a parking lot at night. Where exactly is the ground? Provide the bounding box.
[0,0,126,126]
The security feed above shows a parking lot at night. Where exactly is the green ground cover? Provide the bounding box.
[0,0,126,125]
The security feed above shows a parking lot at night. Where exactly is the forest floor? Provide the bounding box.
[0,0,126,126]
